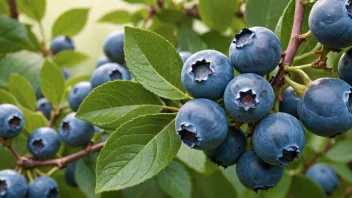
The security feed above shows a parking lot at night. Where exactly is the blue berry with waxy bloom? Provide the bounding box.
[253,112,306,166]
[103,31,125,64]
[69,81,93,112]
[306,164,340,195]
[0,104,25,139]
[279,86,299,118]
[27,176,59,198]
[181,50,234,100]
[59,112,94,147]
[36,98,52,120]
[236,151,284,192]
[65,162,77,188]
[338,48,352,86]
[96,56,111,68]
[229,27,282,76]
[204,127,246,168]
[179,51,193,63]
[175,99,228,150]
[90,63,131,88]
[62,67,70,80]
[309,0,352,49]
[51,36,75,55]
[27,127,61,160]
[298,78,352,137]
[224,73,274,123]
[0,169,27,198]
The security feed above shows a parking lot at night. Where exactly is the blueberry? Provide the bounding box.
[338,48,352,86]
[51,36,75,55]
[181,50,234,100]
[65,162,77,188]
[309,0,352,49]
[224,73,274,123]
[69,81,93,112]
[306,164,339,194]
[90,63,131,88]
[229,27,282,76]
[279,86,299,118]
[253,113,306,165]
[298,78,352,137]
[0,104,25,138]
[175,99,228,150]
[0,169,27,198]
[204,127,246,168]
[36,98,52,120]
[59,112,94,147]
[61,67,70,80]
[103,31,124,64]
[179,51,193,63]
[236,151,284,191]
[27,176,59,198]
[27,127,61,160]
[96,56,111,68]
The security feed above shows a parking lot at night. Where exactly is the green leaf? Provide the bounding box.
[157,161,192,198]
[156,9,185,24]
[52,170,86,198]
[0,89,18,105]
[325,140,352,163]
[130,9,148,25]
[220,166,246,198]
[0,51,43,89]
[177,143,218,175]
[98,10,130,24]
[179,24,208,53]
[0,0,9,16]
[198,0,237,32]
[25,24,42,52]
[122,0,156,5]
[53,50,89,67]
[201,31,232,55]
[75,153,100,198]
[16,0,46,21]
[40,60,65,107]
[76,81,164,130]
[123,177,168,198]
[95,114,180,193]
[263,171,291,198]
[149,18,177,46]
[124,26,189,100]
[8,74,36,111]
[287,175,325,198]
[246,0,290,31]
[193,171,237,198]
[0,16,34,53]
[330,163,352,184]
[52,8,90,37]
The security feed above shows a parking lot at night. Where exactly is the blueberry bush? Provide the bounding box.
[0,0,352,197]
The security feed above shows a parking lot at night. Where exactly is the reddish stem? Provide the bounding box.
[7,0,18,19]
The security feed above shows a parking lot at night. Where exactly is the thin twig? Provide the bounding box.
[7,145,21,161]
[302,139,335,173]
[7,0,18,19]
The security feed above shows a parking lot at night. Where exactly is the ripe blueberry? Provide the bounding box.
[0,104,25,139]
[338,48,352,86]
[175,99,228,150]
[62,67,70,80]
[179,51,193,63]
[90,63,131,88]
[50,36,75,55]
[298,78,352,137]
[309,0,352,49]
[224,73,274,123]
[27,127,61,160]
[181,50,234,100]
[204,127,246,168]
[253,112,306,165]
[59,112,94,147]
[69,81,93,112]
[96,56,111,68]
[306,164,339,194]
[36,98,52,120]
[0,169,27,198]
[27,176,59,198]
[103,31,125,64]
[279,86,299,119]
[229,27,282,76]
[236,151,284,191]
[65,162,77,188]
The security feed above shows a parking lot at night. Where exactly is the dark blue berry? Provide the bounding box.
[338,48,352,86]
[65,162,77,188]
[27,127,61,160]
[175,99,228,150]
[96,56,111,68]
[90,63,131,88]
[0,104,25,138]
[181,50,234,100]
[279,86,299,118]
[0,169,27,198]
[51,36,75,55]
[61,68,70,80]
[69,81,92,112]
[27,176,59,198]
[36,98,52,120]
[103,31,124,64]
[224,73,274,123]
[306,164,340,194]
